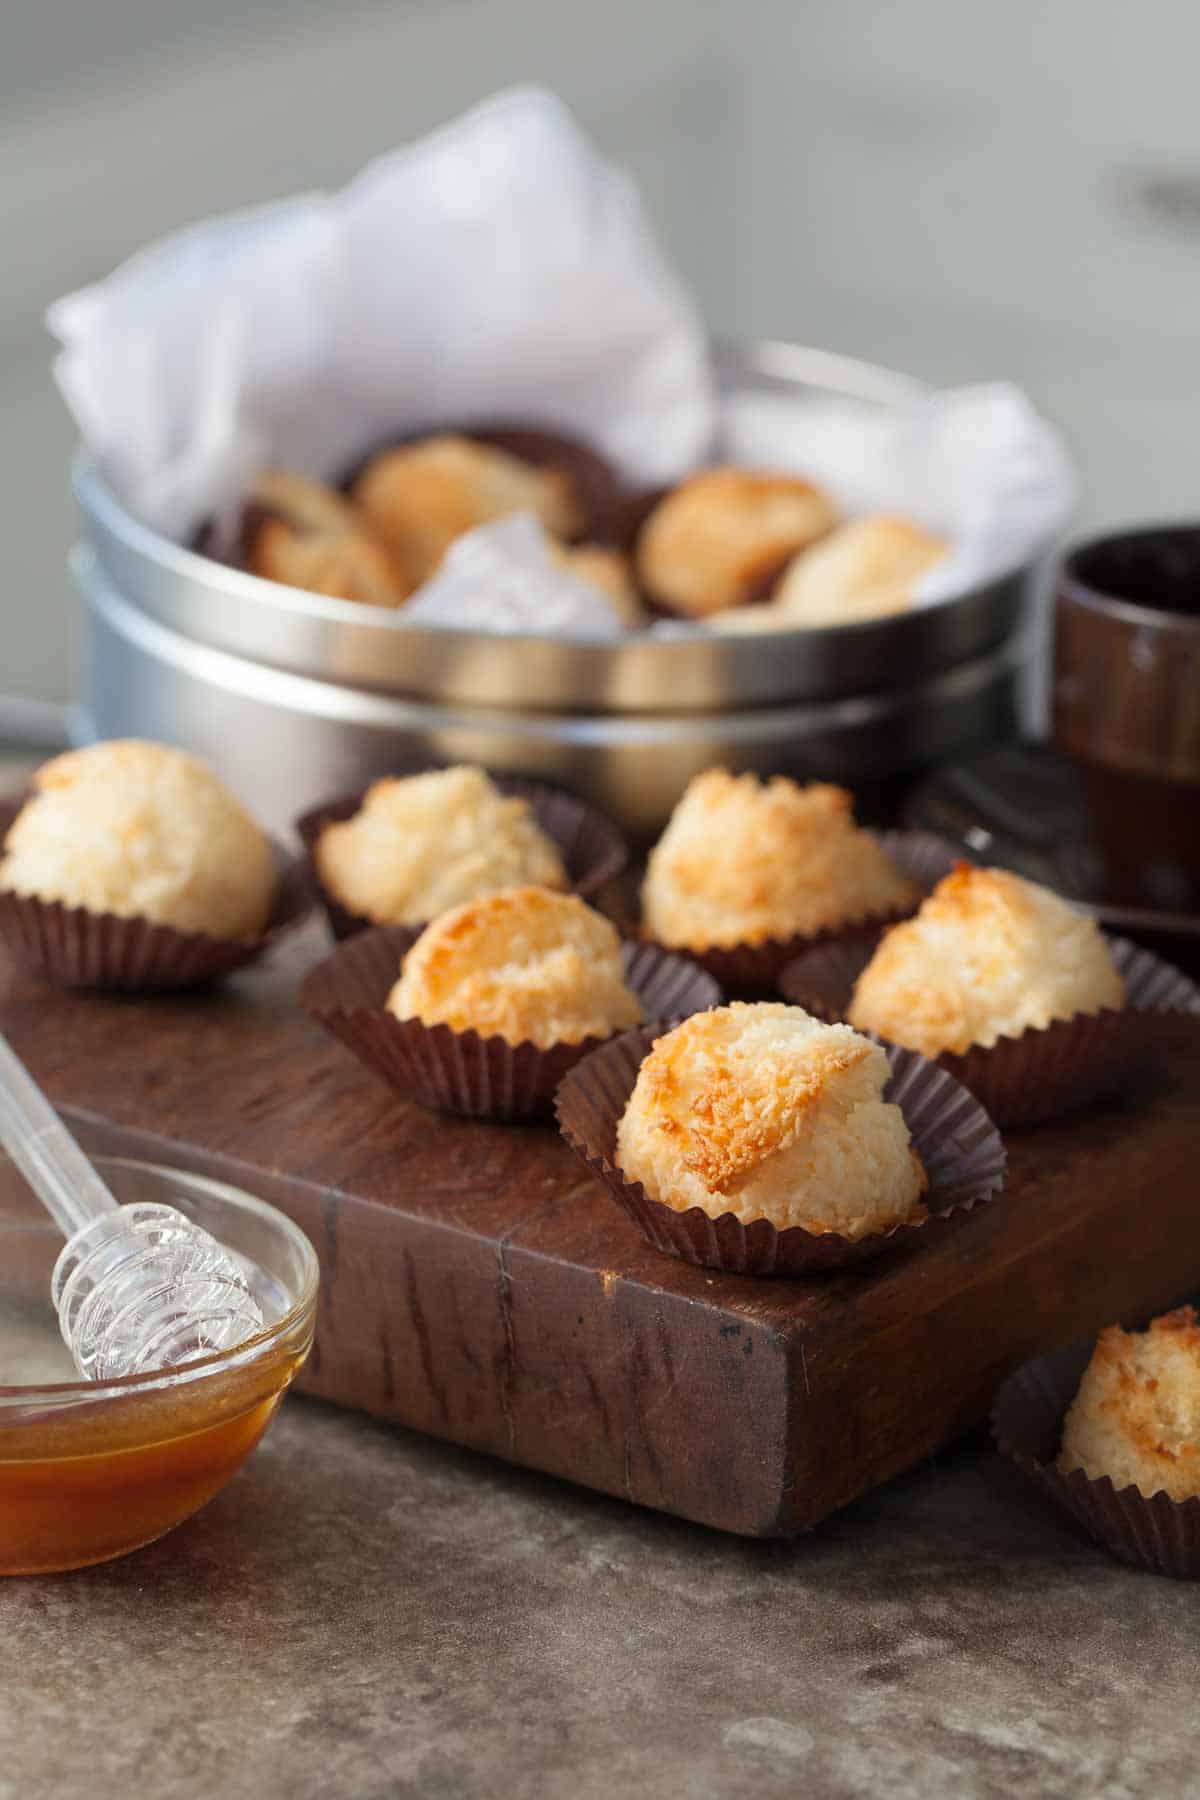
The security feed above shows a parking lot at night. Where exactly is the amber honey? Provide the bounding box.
[0,1343,305,1575]
[0,1154,319,1575]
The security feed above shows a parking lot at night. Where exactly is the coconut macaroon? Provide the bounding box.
[354,435,584,583]
[772,514,949,627]
[0,740,276,938]
[1059,1308,1200,1503]
[249,516,412,607]
[710,515,948,634]
[848,865,1124,1059]
[615,1003,926,1237]
[388,886,643,1048]
[641,769,918,951]
[315,767,568,928]
[246,468,415,606]
[635,468,838,619]
[250,468,365,538]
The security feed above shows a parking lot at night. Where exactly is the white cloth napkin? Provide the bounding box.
[48,85,1075,635]
[48,85,716,540]
[402,512,623,638]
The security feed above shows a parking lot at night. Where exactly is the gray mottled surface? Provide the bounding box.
[1,1398,1196,1800]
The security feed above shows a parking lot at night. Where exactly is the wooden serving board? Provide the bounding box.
[3,924,1199,1540]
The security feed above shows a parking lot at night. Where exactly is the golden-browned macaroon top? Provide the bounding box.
[635,467,838,619]
[1059,1307,1200,1503]
[847,864,1124,1059]
[315,766,568,928]
[615,1002,927,1237]
[772,513,949,627]
[388,885,643,1048]
[0,740,276,938]
[641,769,918,951]
[354,435,584,584]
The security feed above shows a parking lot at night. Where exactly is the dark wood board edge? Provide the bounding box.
[62,1105,796,1538]
[8,931,1200,1540]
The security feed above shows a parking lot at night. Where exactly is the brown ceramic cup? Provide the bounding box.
[1054,526,1200,911]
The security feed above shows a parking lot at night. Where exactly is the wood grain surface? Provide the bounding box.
[3,922,1199,1538]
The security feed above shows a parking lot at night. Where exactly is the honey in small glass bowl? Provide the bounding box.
[0,1156,319,1575]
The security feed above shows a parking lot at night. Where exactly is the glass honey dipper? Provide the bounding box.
[0,1029,264,1381]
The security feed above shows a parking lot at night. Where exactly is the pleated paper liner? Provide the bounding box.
[641,829,959,996]
[296,773,631,942]
[554,1024,1006,1275]
[991,1332,1200,1580]
[299,923,722,1123]
[0,812,312,993]
[780,933,1200,1130]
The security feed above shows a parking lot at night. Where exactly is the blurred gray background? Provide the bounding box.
[4,0,1199,705]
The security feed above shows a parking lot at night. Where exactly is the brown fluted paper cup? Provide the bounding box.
[781,933,1200,1130]
[642,829,958,996]
[555,1023,1006,1275]
[992,1333,1200,1580]
[297,772,630,941]
[0,818,312,993]
[299,924,721,1123]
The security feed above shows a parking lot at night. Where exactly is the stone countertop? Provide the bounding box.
[1,1399,1195,1800]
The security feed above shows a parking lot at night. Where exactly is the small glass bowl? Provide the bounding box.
[0,1155,319,1575]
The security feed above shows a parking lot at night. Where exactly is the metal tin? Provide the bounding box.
[75,342,1040,715]
[72,339,1047,835]
[78,546,1026,839]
